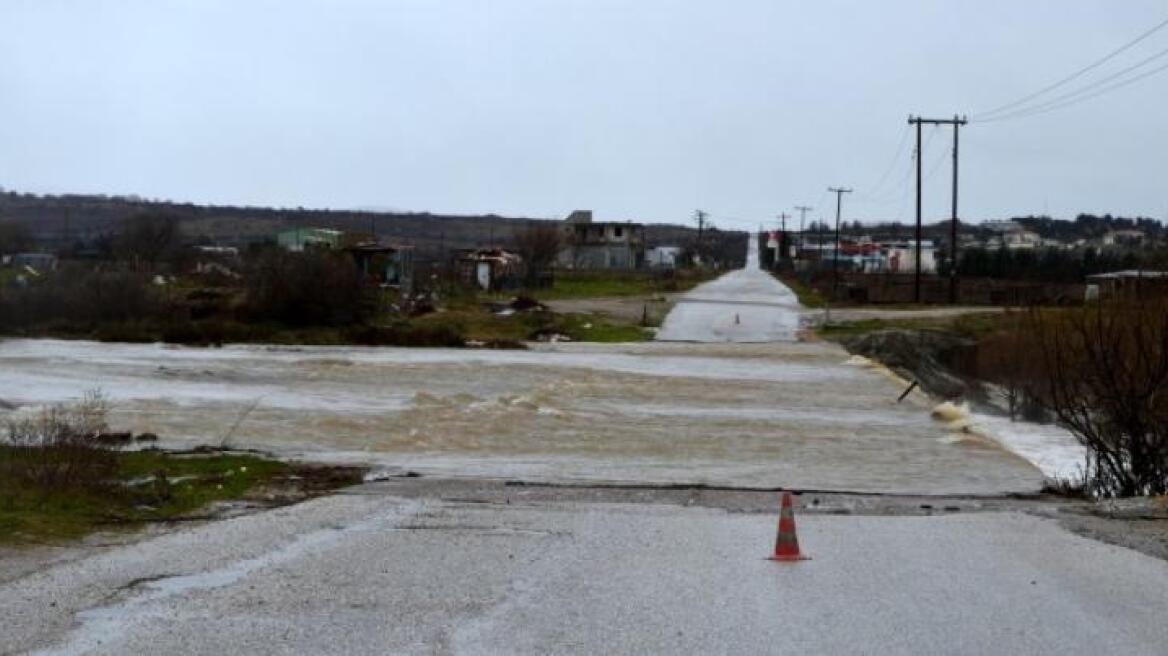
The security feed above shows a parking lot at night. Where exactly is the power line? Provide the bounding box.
[860,123,912,199]
[922,145,951,182]
[861,126,938,205]
[973,14,1168,119]
[894,150,917,223]
[976,55,1168,123]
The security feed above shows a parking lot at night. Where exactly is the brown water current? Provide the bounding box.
[0,338,1043,494]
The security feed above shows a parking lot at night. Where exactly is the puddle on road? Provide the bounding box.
[0,338,1057,495]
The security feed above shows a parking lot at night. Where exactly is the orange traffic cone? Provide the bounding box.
[768,491,810,561]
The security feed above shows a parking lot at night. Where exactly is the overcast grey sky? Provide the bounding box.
[2,1,1166,229]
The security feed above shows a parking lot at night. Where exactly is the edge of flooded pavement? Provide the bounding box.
[352,475,1168,562]
[4,469,1158,588]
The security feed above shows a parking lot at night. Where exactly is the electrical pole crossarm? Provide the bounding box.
[826,187,853,298]
[907,114,968,304]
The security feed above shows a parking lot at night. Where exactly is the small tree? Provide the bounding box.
[975,314,1045,421]
[115,212,181,267]
[513,223,562,287]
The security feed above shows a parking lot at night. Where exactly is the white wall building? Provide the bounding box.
[646,246,683,269]
[885,241,937,274]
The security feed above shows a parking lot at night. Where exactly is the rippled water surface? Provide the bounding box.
[0,338,1047,494]
[1,236,1080,494]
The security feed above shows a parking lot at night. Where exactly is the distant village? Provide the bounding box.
[766,217,1161,274]
[2,190,1166,306]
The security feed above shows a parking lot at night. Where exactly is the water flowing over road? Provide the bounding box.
[0,235,1065,494]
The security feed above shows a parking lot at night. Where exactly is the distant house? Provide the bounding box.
[1101,229,1145,247]
[456,248,524,291]
[342,241,414,294]
[1085,269,1168,299]
[885,241,937,274]
[277,227,343,252]
[556,210,645,270]
[982,221,1045,250]
[646,246,683,269]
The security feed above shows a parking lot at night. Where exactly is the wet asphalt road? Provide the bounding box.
[656,235,801,342]
[6,490,1168,655]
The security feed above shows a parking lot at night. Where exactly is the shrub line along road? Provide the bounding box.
[4,238,1168,655]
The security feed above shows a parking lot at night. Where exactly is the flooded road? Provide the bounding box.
[0,334,1047,494]
[0,235,1081,494]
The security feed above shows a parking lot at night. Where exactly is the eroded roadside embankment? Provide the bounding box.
[361,475,1168,563]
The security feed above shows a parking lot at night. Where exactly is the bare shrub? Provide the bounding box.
[1026,299,1168,497]
[115,212,181,268]
[2,391,120,491]
[0,265,166,330]
[513,223,561,286]
[244,249,372,326]
[974,313,1047,422]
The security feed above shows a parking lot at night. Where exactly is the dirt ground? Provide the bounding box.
[544,294,680,325]
[0,462,364,586]
[810,306,1005,323]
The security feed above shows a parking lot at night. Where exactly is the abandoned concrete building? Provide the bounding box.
[456,248,525,291]
[556,210,645,270]
[342,241,414,294]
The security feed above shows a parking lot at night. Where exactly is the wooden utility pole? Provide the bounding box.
[827,187,853,296]
[694,209,708,257]
[777,212,790,261]
[908,114,968,303]
[949,115,964,304]
[794,205,812,256]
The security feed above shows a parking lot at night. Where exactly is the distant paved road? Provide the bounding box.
[656,235,802,342]
[7,490,1168,655]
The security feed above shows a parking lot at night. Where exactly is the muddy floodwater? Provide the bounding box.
[0,337,1049,495]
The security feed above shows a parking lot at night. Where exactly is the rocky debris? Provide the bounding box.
[839,329,984,401]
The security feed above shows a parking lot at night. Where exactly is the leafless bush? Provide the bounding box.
[975,314,1046,422]
[2,391,120,491]
[115,212,181,267]
[513,223,561,285]
[244,249,372,326]
[0,265,166,330]
[1026,299,1168,497]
